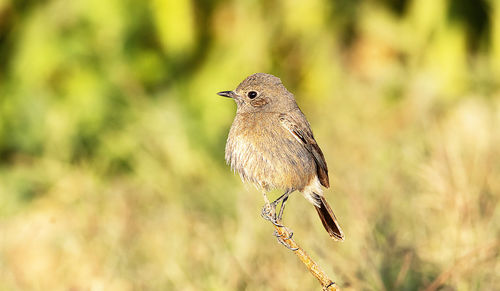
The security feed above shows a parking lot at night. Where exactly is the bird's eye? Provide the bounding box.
[247,91,258,99]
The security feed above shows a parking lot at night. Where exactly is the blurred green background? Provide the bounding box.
[0,0,499,290]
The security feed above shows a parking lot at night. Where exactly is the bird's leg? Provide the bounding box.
[276,192,291,223]
[262,190,291,226]
[261,190,298,250]
[269,192,287,218]
[269,190,298,251]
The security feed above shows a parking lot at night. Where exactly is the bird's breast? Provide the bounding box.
[225,113,316,191]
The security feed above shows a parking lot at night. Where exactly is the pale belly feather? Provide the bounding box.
[225,113,316,191]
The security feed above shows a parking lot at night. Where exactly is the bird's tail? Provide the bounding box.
[314,195,345,241]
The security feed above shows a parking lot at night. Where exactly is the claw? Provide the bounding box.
[324,281,335,290]
[276,235,299,251]
[273,229,294,240]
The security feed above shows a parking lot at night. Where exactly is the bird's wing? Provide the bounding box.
[279,110,330,188]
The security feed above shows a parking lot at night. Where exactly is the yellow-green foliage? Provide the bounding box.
[0,0,499,290]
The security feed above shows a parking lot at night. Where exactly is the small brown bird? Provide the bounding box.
[218,73,344,241]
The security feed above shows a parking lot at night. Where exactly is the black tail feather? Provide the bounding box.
[314,196,345,241]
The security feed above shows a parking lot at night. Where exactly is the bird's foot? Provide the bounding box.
[273,228,298,251]
[260,203,283,227]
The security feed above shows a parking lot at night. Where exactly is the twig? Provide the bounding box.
[394,252,413,288]
[272,222,340,291]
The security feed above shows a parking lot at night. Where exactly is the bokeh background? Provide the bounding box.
[1,0,499,290]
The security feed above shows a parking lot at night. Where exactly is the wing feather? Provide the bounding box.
[279,111,330,188]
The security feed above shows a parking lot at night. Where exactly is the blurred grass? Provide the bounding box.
[0,0,499,290]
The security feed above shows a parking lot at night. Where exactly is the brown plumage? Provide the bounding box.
[219,73,344,241]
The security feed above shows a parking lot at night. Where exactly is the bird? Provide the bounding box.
[218,73,344,242]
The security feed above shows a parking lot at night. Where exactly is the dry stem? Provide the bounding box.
[272,222,340,291]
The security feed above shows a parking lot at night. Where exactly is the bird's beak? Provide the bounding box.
[217,91,237,98]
